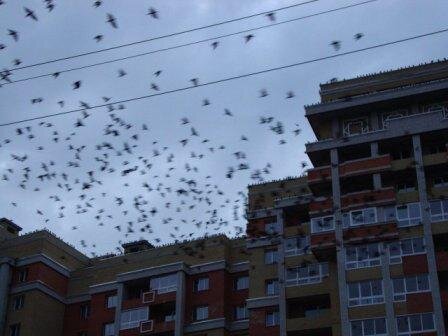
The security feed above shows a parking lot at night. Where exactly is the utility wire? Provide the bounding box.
[1,27,447,128]
[7,0,318,72]
[2,0,380,86]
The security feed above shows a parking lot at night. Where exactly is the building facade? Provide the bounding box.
[1,60,448,336]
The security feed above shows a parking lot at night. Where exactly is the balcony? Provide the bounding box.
[310,232,336,261]
[339,154,391,178]
[140,320,175,334]
[309,197,333,215]
[307,166,331,184]
[142,290,176,306]
[341,187,395,210]
[343,221,398,244]
[287,295,333,333]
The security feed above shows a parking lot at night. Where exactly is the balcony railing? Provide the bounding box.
[339,154,391,177]
[341,187,395,210]
[140,320,175,334]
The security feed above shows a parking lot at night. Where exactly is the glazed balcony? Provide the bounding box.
[341,187,395,210]
[140,320,175,334]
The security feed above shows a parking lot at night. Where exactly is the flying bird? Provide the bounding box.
[244,34,254,43]
[354,33,364,40]
[147,7,158,18]
[330,40,341,51]
[107,13,118,28]
[24,7,38,21]
[7,29,18,42]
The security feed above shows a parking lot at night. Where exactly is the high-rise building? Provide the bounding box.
[1,60,448,336]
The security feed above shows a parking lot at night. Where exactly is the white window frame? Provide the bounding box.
[194,306,209,321]
[12,295,24,311]
[343,117,369,137]
[395,203,421,227]
[350,318,387,336]
[120,307,148,330]
[345,244,381,270]
[234,276,249,290]
[396,182,416,193]
[264,249,278,264]
[265,221,280,235]
[424,102,448,118]
[106,295,117,308]
[234,304,248,320]
[392,274,430,301]
[348,280,384,307]
[396,313,435,335]
[265,311,279,327]
[382,110,407,128]
[150,273,177,294]
[103,322,115,336]
[265,279,279,296]
[285,263,329,287]
[389,237,425,264]
[311,215,334,233]
[194,277,209,292]
[343,208,377,228]
[430,199,448,222]
[284,236,310,257]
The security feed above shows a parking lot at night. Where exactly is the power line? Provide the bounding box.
[7,0,318,72]
[2,0,380,87]
[1,27,447,128]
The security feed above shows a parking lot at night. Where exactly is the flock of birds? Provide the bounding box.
[0,1,365,256]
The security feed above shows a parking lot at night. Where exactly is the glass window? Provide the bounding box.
[389,238,425,264]
[395,203,421,227]
[194,306,208,321]
[285,263,329,287]
[265,279,279,296]
[150,273,177,293]
[430,199,448,222]
[194,277,209,292]
[234,304,248,320]
[9,324,21,336]
[348,208,377,227]
[80,304,90,319]
[234,276,249,290]
[396,313,435,334]
[348,280,384,307]
[265,222,280,235]
[346,244,381,269]
[284,236,310,257]
[103,323,115,336]
[18,269,28,283]
[266,311,279,327]
[264,249,278,264]
[106,295,117,308]
[13,295,24,311]
[350,318,387,336]
[311,216,334,233]
[120,307,148,330]
[393,274,430,301]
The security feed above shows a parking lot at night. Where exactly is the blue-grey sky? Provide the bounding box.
[1,0,447,255]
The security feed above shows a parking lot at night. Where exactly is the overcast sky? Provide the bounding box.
[1,0,447,256]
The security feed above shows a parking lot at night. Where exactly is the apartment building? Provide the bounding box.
[247,59,448,336]
[1,60,448,336]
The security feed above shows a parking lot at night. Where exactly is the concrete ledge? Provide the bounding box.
[246,236,281,249]
[0,257,15,266]
[189,260,226,274]
[16,253,71,277]
[117,262,186,282]
[66,294,91,304]
[247,296,279,309]
[11,280,66,304]
[227,319,249,331]
[89,281,118,295]
[184,318,225,332]
[228,261,249,273]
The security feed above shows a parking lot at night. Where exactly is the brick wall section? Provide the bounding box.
[247,216,276,237]
[225,271,249,321]
[402,255,429,275]
[185,270,226,323]
[406,292,433,314]
[12,262,68,296]
[248,306,279,336]
[88,291,116,335]
[63,301,90,336]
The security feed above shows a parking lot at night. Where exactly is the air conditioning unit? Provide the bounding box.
[142,291,155,303]
[140,320,154,333]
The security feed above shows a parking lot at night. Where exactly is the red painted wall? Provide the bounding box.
[406,293,433,314]
[12,262,68,296]
[403,255,429,275]
[248,306,279,336]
